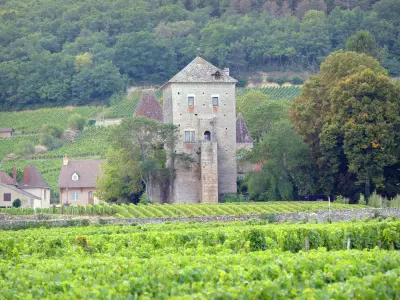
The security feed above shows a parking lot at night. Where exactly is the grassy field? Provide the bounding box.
[0,219,399,298]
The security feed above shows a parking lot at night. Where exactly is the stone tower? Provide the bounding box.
[161,57,238,203]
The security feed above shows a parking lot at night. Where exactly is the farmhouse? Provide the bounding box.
[57,156,103,206]
[0,166,49,208]
[0,128,14,138]
[150,56,253,203]
[18,165,51,208]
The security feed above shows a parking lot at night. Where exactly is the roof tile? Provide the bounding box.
[57,160,103,188]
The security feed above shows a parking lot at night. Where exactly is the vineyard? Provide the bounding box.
[0,134,40,159]
[0,219,399,298]
[104,91,142,119]
[0,106,101,134]
[35,126,111,159]
[0,201,365,217]
[238,86,301,100]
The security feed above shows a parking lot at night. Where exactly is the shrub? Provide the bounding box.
[368,191,383,208]
[335,195,350,204]
[275,77,289,85]
[68,114,86,131]
[389,194,400,208]
[290,76,303,85]
[15,140,35,156]
[359,194,366,205]
[88,119,96,126]
[41,123,64,138]
[139,194,152,204]
[40,134,63,150]
[12,199,21,208]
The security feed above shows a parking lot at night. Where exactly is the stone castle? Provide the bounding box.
[137,57,252,203]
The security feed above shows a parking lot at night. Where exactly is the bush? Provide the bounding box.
[290,76,303,85]
[335,195,350,204]
[368,191,383,208]
[139,194,152,204]
[359,194,367,205]
[12,199,21,208]
[275,76,289,85]
[68,114,86,131]
[389,194,400,208]
[88,119,96,126]
[41,123,64,138]
[15,140,35,156]
[40,134,64,150]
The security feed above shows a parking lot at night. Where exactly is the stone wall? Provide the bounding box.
[2,208,400,229]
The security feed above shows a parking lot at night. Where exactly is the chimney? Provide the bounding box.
[63,155,69,166]
[223,68,230,76]
[12,166,16,185]
[23,167,29,185]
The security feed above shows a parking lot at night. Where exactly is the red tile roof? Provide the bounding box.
[0,170,16,185]
[135,91,163,122]
[18,165,50,189]
[57,159,103,188]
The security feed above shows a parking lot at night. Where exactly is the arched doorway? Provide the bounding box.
[204,131,211,141]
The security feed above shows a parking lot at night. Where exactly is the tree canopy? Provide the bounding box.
[1,0,400,110]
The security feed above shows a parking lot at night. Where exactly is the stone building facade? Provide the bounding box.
[159,57,240,203]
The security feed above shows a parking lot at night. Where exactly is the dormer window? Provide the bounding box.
[187,95,194,106]
[72,172,79,181]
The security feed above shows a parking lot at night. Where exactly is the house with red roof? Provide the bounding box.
[0,166,49,208]
[57,156,103,206]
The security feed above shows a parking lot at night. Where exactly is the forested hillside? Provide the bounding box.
[0,0,399,110]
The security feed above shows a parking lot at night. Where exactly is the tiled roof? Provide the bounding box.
[0,170,16,185]
[18,165,50,189]
[135,91,163,122]
[0,182,41,199]
[162,57,237,88]
[236,113,253,143]
[57,160,103,188]
[0,128,14,133]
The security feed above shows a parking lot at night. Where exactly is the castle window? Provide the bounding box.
[204,131,211,141]
[212,96,219,106]
[185,130,195,143]
[187,95,194,106]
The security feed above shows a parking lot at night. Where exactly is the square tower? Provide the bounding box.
[162,57,238,203]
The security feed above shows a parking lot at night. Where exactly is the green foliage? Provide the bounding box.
[104,91,142,119]
[15,140,35,156]
[293,51,399,199]
[0,135,40,159]
[346,31,378,58]
[39,134,63,150]
[0,107,99,134]
[368,191,383,208]
[0,201,362,217]
[68,114,86,131]
[359,194,367,205]
[335,195,350,204]
[1,0,400,110]
[237,86,301,101]
[12,199,21,208]
[40,124,64,138]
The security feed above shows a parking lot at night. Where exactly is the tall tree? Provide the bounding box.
[346,31,378,58]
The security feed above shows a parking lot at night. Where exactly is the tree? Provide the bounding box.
[292,51,399,198]
[41,123,64,138]
[346,31,378,58]
[322,68,399,197]
[68,114,86,131]
[245,120,314,201]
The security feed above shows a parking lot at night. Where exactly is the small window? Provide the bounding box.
[72,192,79,201]
[4,193,11,202]
[212,96,219,106]
[188,96,194,106]
[72,172,79,181]
[185,131,195,143]
[204,131,211,141]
